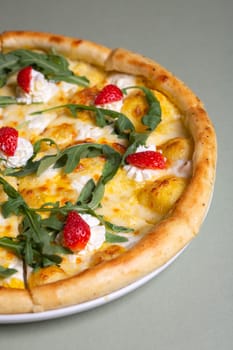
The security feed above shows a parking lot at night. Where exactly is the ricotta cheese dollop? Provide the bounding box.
[16,69,58,104]
[0,137,33,168]
[78,214,106,254]
[124,144,162,182]
[124,144,192,182]
[107,73,137,90]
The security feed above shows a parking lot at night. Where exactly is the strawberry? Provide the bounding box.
[126,150,166,169]
[17,66,33,93]
[94,84,123,105]
[0,126,18,156]
[63,211,91,251]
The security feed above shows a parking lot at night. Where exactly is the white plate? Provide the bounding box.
[0,245,188,324]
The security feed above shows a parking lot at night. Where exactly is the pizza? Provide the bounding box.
[0,31,216,314]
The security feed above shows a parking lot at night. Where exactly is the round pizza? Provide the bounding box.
[0,31,216,314]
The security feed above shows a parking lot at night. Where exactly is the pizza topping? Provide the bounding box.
[123,145,167,182]
[94,84,124,112]
[16,68,59,104]
[0,135,33,168]
[62,211,91,251]
[74,120,114,142]
[0,49,89,89]
[25,112,57,134]
[126,150,166,169]
[107,73,137,90]
[17,66,32,93]
[78,214,106,253]
[0,126,18,156]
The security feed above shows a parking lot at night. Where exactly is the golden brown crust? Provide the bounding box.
[0,31,217,313]
[0,30,111,66]
[0,288,33,314]
[105,48,203,111]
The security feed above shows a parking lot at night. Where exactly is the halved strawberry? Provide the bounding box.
[126,150,166,169]
[0,126,18,156]
[94,84,123,105]
[63,211,91,251]
[17,66,33,93]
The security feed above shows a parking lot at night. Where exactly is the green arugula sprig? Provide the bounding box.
[30,85,162,160]
[0,96,18,107]
[0,49,89,88]
[31,103,135,139]
[0,265,17,278]
[0,176,71,269]
[0,95,43,108]
[122,86,161,131]
[0,141,129,271]
[120,86,162,162]
[7,141,122,185]
[0,174,132,274]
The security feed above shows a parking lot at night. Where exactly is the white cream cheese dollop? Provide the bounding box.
[107,73,137,90]
[79,214,106,253]
[96,100,123,113]
[124,144,192,182]
[123,145,159,182]
[0,137,33,168]
[16,69,58,104]
[95,73,137,113]
[60,214,106,267]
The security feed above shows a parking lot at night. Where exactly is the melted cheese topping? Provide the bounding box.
[0,54,193,287]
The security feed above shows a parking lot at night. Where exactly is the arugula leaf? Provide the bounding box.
[8,142,122,181]
[122,85,162,131]
[77,179,96,206]
[121,131,149,164]
[105,232,128,243]
[0,177,25,217]
[0,52,20,87]
[0,237,24,257]
[5,138,60,178]
[0,265,17,278]
[85,179,105,210]
[33,137,60,157]
[30,103,135,139]
[0,96,18,107]
[104,220,133,233]
[77,178,105,210]
[0,49,89,88]
[0,96,42,108]
[0,176,69,269]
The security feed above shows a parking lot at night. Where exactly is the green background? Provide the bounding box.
[0,0,232,349]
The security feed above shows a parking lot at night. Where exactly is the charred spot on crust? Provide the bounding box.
[72,39,83,47]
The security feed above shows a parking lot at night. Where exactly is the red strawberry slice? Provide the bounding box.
[0,126,18,156]
[63,211,91,251]
[17,66,33,93]
[126,150,166,169]
[94,84,123,105]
